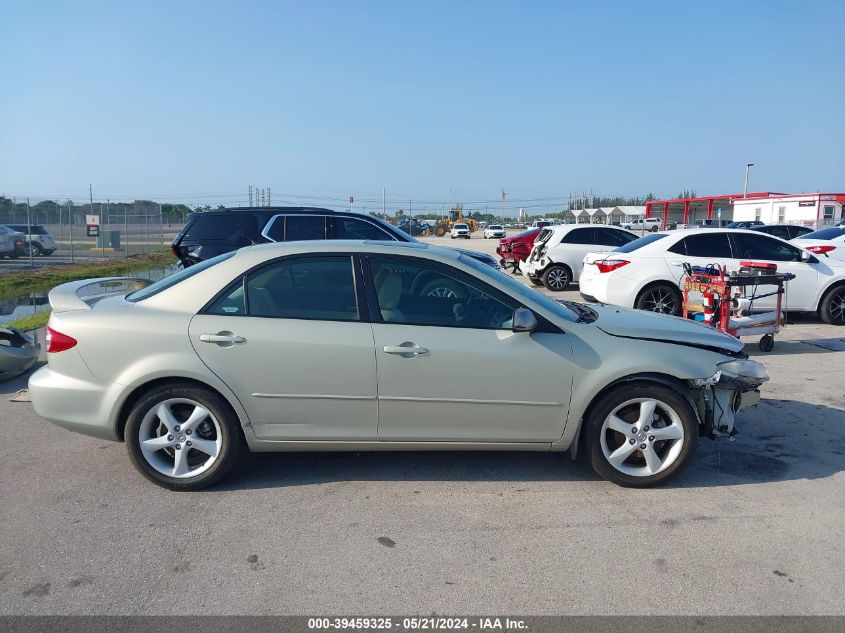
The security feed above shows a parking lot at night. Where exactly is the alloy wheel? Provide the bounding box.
[427,287,458,298]
[830,291,845,323]
[546,268,569,290]
[138,398,222,479]
[599,398,685,477]
[641,288,677,314]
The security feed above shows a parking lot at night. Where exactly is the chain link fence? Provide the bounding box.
[0,202,189,263]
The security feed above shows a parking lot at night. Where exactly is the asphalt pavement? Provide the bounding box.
[0,233,843,615]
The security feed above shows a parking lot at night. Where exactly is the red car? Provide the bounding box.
[496,228,541,274]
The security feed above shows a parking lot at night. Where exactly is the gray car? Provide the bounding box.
[29,241,768,490]
[0,326,40,381]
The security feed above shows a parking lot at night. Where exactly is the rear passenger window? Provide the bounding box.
[285,216,326,241]
[672,234,733,258]
[595,228,634,246]
[247,256,358,320]
[185,214,257,244]
[327,217,394,240]
[562,228,595,244]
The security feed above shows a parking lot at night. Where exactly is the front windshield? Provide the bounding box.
[454,224,468,229]
[458,253,580,322]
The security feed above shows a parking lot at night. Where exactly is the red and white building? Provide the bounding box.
[644,192,845,228]
[732,193,845,227]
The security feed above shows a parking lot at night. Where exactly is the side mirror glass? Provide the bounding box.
[512,307,538,333]
[800,250,812,262]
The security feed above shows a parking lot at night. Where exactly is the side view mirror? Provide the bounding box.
[800,250,813,261]
[511,307,538,333]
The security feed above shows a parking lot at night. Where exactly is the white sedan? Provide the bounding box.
[580,228,845,324]
[30,241,768,490]
[792,226,845,261]
[522,224,637,291]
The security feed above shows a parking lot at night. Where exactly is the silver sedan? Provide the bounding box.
[30,241,768,490]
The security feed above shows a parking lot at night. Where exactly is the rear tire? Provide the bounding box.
[528,275,544,286]
[541,264,572,292]
[819,285,845,325]
[585,382,698,487]
[125,384,242,491]
[635,283,681,316]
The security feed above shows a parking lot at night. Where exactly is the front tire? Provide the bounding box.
[125,384,242,490]
[585,382,698,487]
[819,285,845,325]
[541,264,571,292]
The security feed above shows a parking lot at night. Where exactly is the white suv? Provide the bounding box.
[483,224,506,239]
[450,223,471,239]
[522,225,637,291]
[7,224,57,256]
[622,218,662,232]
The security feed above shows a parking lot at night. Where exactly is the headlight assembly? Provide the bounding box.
[716,359,769,388]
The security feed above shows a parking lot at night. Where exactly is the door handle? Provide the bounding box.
[383,342,429,357]
[199,332,246,345]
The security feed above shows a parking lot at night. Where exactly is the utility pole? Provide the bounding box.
[68,200,75,263]
[249,185,253,206]
[268,188,271,206]
[26,198,33,267]
[382,188,386,217]
[744,163,754,198]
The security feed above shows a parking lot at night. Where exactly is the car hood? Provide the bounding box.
[590,304,744,354]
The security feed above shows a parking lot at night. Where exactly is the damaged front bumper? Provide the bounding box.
[689,359,768,437]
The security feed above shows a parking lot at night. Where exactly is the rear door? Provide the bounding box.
[664,232,735,284]
[189,254,378,440]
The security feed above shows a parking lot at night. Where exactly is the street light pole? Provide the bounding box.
[744,163,754,198]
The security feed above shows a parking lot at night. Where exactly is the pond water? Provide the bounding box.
[0,265,178,326]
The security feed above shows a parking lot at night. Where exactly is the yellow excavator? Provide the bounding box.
[433,205,478,237]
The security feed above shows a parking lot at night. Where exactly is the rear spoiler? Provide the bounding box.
[48,277,153,313]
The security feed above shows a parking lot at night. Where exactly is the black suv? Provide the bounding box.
[171,207,499,268]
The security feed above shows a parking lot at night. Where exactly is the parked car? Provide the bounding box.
[792,226,845,261]
[748,224,813,240]
[0,226,24,258]
[5,224,57,256]
[496,228,541,273]
[580,228,845,324]
[396,220,431,236]
[522,225,638,291]
[726,221,764,229]
[483,224,506,239]
[450,223,471,239]
[693,219,723,229]
[30,241,768,490]
[0,326,40,381]
[170,207,499,269]
[622,218,662,232]
[531,220,553,229]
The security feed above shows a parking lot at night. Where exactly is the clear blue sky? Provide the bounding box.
[1,0,843,212]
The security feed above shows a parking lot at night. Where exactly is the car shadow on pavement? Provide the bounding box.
[220,399,845,491]
[0,363,39,396]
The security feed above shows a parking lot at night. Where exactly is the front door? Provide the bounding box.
[189,254,378,440]
[365,255,573,442]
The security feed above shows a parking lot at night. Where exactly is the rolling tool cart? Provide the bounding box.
[681,261,795,352]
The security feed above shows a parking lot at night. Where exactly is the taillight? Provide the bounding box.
[805,245,836,255]
[45,326,77,353]
[170,244,180,257]
[595,259,630,273]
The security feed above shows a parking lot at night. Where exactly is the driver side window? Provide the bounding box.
[367,256,520,330]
